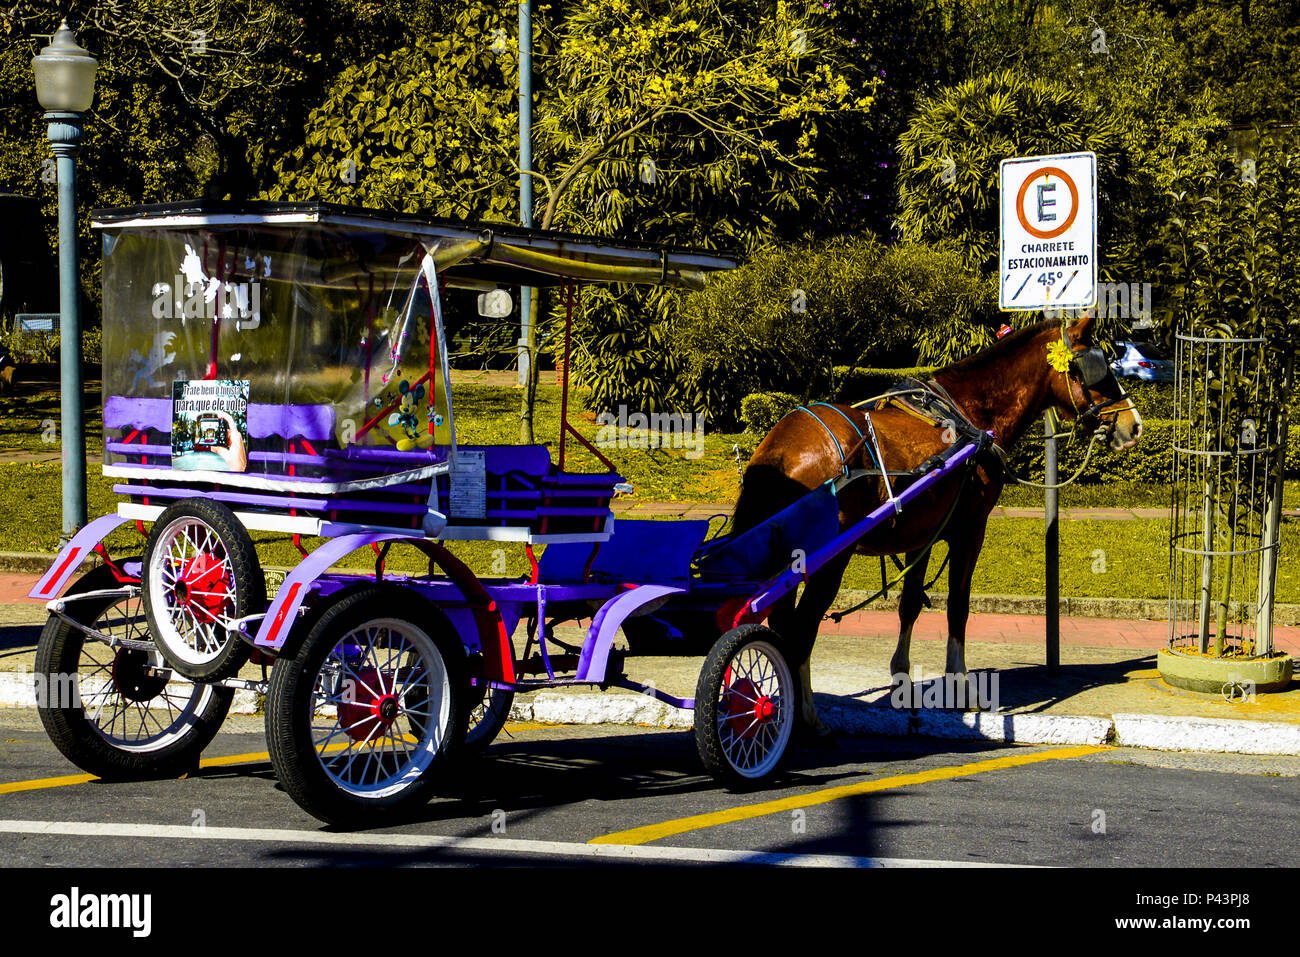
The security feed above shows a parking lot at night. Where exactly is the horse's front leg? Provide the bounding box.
[784,550,854,736]
[943,521,988,704]
[891,547,932,691]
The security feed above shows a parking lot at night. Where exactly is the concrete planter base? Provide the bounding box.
[1157,647,1293,695]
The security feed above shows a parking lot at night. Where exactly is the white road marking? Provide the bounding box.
[0,819,1032,868]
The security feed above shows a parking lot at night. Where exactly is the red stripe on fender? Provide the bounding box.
[267,582,303,645]
[39,548,83,597]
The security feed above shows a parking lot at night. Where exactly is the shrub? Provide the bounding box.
[674,237,996,428]
[831,366,938,403]
[739,392,801,434]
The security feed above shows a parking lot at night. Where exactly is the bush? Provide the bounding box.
[1004,420,1300,485]
[739,392,801,434]
[0,327,102,364]
[674,237,997,429]
[832,365,938,403]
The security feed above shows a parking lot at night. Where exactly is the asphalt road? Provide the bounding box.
[1,712,1297,869]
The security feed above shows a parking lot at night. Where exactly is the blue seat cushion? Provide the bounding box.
[693,483,841,581]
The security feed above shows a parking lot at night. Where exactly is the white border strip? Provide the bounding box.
[117,503,323,537]
[0,820,1029,867]
[104,462,449,494]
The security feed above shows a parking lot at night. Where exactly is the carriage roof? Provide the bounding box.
[91,200,738,291]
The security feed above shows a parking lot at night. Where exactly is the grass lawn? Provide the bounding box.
[3,374,1297,603]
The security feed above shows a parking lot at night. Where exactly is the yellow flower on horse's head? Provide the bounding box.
[1046,340,1073,373]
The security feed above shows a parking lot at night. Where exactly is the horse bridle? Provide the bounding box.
[1059,323,1132,426]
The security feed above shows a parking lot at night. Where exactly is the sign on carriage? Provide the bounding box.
[171,379,249,472]
[998,151,1097,312]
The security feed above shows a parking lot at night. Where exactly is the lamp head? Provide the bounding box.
[32,20,98,114]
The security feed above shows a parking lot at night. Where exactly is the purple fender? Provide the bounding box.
[576,584,685,683]
[29,513,133,600]
[253,532,406,650]
[251,533,518,684]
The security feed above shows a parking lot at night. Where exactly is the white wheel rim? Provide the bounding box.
[714,639,793,779]
[147,515,240,667]
[74,593,214,751]
[308,618,450,800]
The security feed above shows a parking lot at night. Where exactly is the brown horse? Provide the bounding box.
[730,313,1143,733]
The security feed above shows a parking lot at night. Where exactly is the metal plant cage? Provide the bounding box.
[1168,332,1290,660]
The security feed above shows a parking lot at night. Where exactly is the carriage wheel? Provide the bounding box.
[266,588,467,827]
[36,563,233,780]
[694,624,795,786]
[142,498,265,682]
[464,679,514,752]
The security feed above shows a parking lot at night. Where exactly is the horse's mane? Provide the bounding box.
[937,319,1057,376]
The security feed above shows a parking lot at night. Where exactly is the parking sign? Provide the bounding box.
[999,152,1097,311]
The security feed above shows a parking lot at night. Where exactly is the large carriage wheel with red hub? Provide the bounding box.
[35,562,233,780]
[265,587,468,827]
[695,624,795,786]
[143,498,265,682]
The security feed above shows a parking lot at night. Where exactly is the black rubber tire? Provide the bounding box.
[265,586,468,827]
[142,497,265,681]
[694,624,796,788]
[464,681,514,753]
[35,562,234,780]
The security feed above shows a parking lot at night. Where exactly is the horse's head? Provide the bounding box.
[1046,313,1143,451]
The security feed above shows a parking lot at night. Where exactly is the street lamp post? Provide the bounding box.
[517,0,533,388]
[32,20,97,538]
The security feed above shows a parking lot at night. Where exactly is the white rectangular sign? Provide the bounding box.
[449,449,487,520]
[999,151,1097,312]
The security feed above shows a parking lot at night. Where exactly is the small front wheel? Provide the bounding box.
[694,624,795,786]
[142,498,265,682]
[266,587,467,827]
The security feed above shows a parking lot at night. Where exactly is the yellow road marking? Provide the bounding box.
[0,773,98,795]
[1,722,557,793]
[591,744,1109,846]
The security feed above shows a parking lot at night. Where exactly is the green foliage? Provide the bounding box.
[831,365,938,402]
[895,68,1121,275]
[266,0,532,221]
[542,0,875,424]
[668,236,994,427]
[0,328,101,364]
[739,391,801,433]
[1007,419,1300,486]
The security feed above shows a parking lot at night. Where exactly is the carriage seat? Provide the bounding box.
[536,519,710,584]
[693,483,841,581]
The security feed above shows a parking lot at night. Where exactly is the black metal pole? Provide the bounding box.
[1044,411,1060,673]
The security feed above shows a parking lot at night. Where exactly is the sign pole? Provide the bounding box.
[1044,412,1060,673]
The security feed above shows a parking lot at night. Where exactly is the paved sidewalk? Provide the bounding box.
[2,569,1295,736]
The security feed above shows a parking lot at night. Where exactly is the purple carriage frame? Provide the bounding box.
[31,202,984,808]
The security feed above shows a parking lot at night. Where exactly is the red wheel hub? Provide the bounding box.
[176,553,231,620]
[723,677,772,739]
[337,667,401,742]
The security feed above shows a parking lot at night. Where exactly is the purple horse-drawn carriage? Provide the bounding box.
[31,202,979,825]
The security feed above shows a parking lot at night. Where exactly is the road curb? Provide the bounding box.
[504,690,1300,756]
[5,677,1300,756]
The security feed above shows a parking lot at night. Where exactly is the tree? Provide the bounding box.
[673,235,997,425]
[521,0,874,436]
[894,69,1121,276]
[0,1,451,323]
[267,0,876,440]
